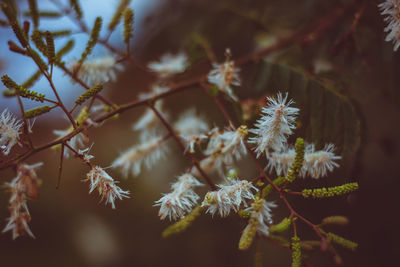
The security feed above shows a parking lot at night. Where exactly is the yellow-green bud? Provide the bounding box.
[302,182,359,198]
[321,216,349,226]
[291,236,301,267]
[270,217,292,233]
[326,232,358,251]
[162,205,204,238]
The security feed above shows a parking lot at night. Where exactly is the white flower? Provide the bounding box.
[199,126,248,176]
[53,127,88,158]
[154,173,203,220]
[133,101,167,131]
[69,55,124,85]
[248,92,299,156]
[112,134,169,177]
[244,198,277,236]
[0,109,23,155]
[304,144,341,179]
[84,166,129,209]
[266,144,296,176]
[147,53,188,77]
[379,0,400,51]
[174,109,209,153]
[78,145,95,163]
[266,143,341,179]
[207,49,241,101]
[133,86,170,131]
[202,177,257,217]
[2,162,42,239]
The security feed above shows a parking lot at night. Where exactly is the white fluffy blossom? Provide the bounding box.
[202,177,257,217]
[379,0,400,51]
[249,92,299,156]
[174,109,209,153]
[53,127,88,158]
[303,144,341,179]
[244,199,277,236]
[207,49,241,101]
[112,134,169,177]
[266,143,341,179]
[3,162,42,239]
[84,166,129,209]
[154,173,203,220]
[69,55,124,85]
[133,101,168,131]
[133,86,170,131]
[199,126,248,176]
[148,53,188,77]
[0,109,22,155]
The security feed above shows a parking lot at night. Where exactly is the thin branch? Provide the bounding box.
[16,95,34,148]
[147,102,216,190]
[56,143,65,189]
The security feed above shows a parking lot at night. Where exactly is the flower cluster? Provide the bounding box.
[207,49,241,101]
[199,125,248,176]
[379,0,400,51]
[84,166,129,209]
[133,85,170,131]
[112,134,169,177]
[243,198,277,237]
[69,55,124,85]
[266,143,341,179]
[201,177,257,217]
[0,109,22,155]
[3,162,42,239]
[148,53,189,78]
[154,173,203,220]
[174,109,209,153]
[249,92,299,156]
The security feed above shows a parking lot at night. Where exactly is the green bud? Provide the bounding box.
[302,182,359,198]
[70,0,83,19]
[321,216,349,226]
[326,232,358,251]
[291,236,301,267]
[11,21,28,48]
[270,217,292,233]
[123,8,134,44]
[162,205,204,238]
[28,0,39,28]
[75,84,103,105]
[79,17,102,65]
[286,137,305,183]
[45,31,55,65]
[24,105,52,118]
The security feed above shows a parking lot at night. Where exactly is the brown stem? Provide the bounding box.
[148,102,216,190]
[56,143,65,189]
[16,95,34,149]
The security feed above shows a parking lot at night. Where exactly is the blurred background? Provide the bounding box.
[0,0,399,266]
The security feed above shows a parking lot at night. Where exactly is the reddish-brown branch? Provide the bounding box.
[16,95,34,149]
[148,102,217,190]
[56,143,65,189]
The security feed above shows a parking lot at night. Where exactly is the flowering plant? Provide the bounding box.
[2,0,390,266]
